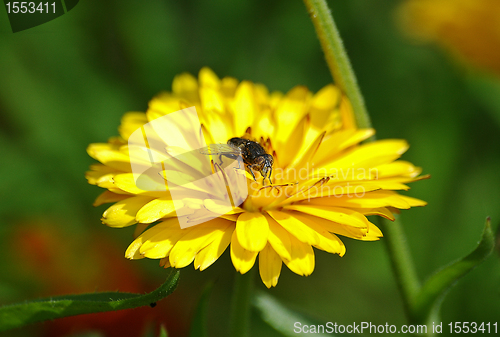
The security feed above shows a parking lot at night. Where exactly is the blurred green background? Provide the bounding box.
[1,0,499,336]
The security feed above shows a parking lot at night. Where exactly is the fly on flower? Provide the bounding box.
[199,137,274,185]
[86,68,428,288]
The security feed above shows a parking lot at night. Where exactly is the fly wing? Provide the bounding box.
[199,143,241,156]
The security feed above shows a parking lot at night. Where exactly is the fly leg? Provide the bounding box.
[267,167,273,185]
[260,166,272,186]
[248,166,257,182]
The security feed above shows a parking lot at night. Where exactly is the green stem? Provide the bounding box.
[229,267,256,337]
[379,216,421,321]
[303,0,372,129]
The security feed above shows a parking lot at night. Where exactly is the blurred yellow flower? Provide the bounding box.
[86,68,427,288]
[398,0,500,76]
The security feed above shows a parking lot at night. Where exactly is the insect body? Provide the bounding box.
[200,137,273,184]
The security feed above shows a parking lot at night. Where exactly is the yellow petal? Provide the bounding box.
[374,175,429,185]
[327,221,381,241]
[306,214,381,241]
[339,95,356,130]
[275,116,306,168]
[283,235,315,276]
[146,108,206,153]
[159,258,171,268]
[141,235,185,259]
[283,180,382,203]
[289,131,325,170]
[305,190,413,209]
[85,164,118,188]
[399,195,427,207]
[113,173,168,197]
[230,230,258,274]
[313,128,375,165]
[232,81,257,136]
[169,218,232,268]
[194,225,234,271]
[269,91,284,110]
[160,152,211,183]
[102,196,154,227]
[288,212,346,256]
[274,86,310,123]
[322,139,409,171]
[265,214,292,261]
[139,222,187,259]
[202,111,232,144]
[118,112,148,141]
[253,108,275,139]
[259,243,282,288]
[136,198,183,223]
[236,212,269,252]
[220,76,239,98]
[125,240,146,260]
[375,160,422,178]
[311,84,341,112]
[220,213,240,221]
[147,94,184,119]
[293,213,364,239]
[283,204,369,229]
[352,181,410,191]
[365,222,383,239]
[200,87,225,113]
[307,85,343,138]
[126,143,169,166]
[349,207,396,221]
[93,191,131,206]
[199,67,221,89]
[87,143,132,172]
[266,210,320,246]
[273,86,310,166]
[172,72,199,103]
[337,221,382,241]
[203,199,245,215]
[125,218,179,259]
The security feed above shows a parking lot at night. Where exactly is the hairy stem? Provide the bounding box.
[303,0,372,128]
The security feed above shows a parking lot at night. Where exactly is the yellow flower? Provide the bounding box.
[86,68,427,288]
[397,0,500,76]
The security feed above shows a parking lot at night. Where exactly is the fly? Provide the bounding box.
[199,137,273,185]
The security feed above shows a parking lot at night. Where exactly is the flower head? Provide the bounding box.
[398,0,500,76]
[86,68,427,287]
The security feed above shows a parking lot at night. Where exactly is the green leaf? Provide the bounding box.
[188,282,214,337]
[0,270,180,332]
[253,291,338,337]
[412,218,495,324]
